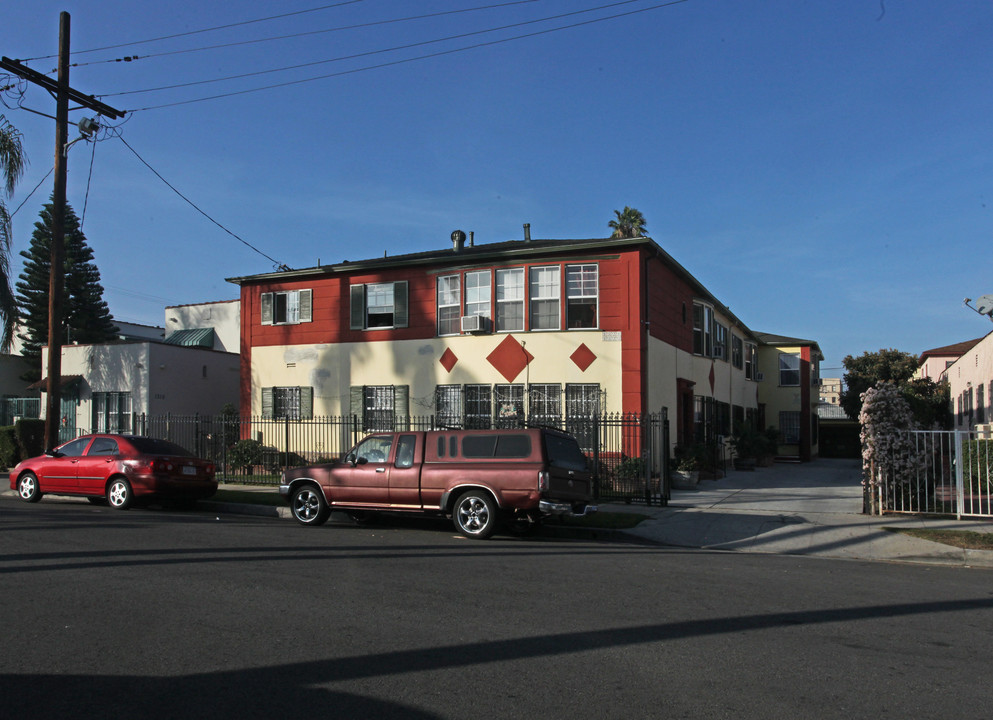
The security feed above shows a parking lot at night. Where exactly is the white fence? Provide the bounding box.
[873,430,993,518]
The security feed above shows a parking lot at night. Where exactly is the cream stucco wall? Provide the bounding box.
[251,332,626,416]
[948,331,993,430]
[165,300,241,353]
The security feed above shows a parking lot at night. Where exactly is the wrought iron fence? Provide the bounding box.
[124,410,671,505]
[871,430,993,518]
[1,397,41,426]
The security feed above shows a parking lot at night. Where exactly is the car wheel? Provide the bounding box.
[17,473,42,503]
[291,484,330,526]
[107,478,133,510]
[453,490,499,539]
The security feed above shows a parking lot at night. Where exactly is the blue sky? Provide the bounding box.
[3,0,991,376]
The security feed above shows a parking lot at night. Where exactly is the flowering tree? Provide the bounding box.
[859,383,921,513]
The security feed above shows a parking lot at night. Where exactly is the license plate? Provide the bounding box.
[182,466,197,476]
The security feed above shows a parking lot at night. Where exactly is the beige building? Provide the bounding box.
[916,338,982,382]
[819,377,842,406]
[35,300,241,441]
[946,330,993,430]
[753,333,823,462]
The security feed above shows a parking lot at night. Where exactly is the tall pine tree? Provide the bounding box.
[16,199,117,381]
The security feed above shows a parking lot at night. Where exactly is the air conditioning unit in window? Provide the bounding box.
[460,315,489,334]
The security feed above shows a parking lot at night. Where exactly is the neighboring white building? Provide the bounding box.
[947,330,993,430]
[38,340,239,439]
[30,299,242,439]
[115,321,166,342]
[164,299,240,353]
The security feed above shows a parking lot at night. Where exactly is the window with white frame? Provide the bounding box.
[92,392,132,434]
[465,270,491,319]
[495,268,524,332]
[437,275,461,336]
[693,303,713,356]
[566,264,598,329]
[350,282,408,330]
[261,289,313,325]
[731,335,743,369]
[529,266,560,330]
[713,321,729,361]
[745,343,757,380]
[779,353,801,386]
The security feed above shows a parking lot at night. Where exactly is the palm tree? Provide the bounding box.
[0,115,26,352]
[608,206,647,239]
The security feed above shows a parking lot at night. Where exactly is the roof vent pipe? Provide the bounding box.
[451,230,466,252]
[523,223,531,242]
[469,231,474,247]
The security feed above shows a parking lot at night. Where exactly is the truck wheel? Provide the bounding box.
[291,484,330,526]
[453,490,498,539]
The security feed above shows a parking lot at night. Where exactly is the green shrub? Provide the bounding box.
[616,455,646,478]
[228,439,265,471]
[15,418,46,459]
[0,425,19,468]
[962,440,993,491]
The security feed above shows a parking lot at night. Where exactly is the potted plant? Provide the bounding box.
[757,427,779,466]
[670,445,702,487]
[730,427,760,471]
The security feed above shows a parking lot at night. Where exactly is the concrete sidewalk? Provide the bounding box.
[612,458,993,567]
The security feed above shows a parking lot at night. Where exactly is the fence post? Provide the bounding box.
[592,414,601,501]
[284,416,290,471]
[955,430,965,520]
[642,448,651,506]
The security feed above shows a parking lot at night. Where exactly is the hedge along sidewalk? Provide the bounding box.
[0,419,47,469]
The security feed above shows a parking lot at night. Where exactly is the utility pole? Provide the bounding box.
[1,12,124,449]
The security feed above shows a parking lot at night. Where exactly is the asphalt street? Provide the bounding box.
[3,497,993,719]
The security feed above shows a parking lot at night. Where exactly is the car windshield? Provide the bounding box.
[126,437,194,457]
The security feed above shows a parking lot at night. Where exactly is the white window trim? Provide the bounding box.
[261,289,312,326]
[529,265,561,331]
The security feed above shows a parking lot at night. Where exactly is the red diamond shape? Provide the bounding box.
[440,348,458,373]
[487,335,533,382]
[570,343,597,372]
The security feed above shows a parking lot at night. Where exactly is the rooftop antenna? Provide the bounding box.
[964,295,993,321]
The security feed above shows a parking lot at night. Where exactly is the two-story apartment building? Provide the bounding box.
[916,338,983,383]
[228,233,820,459]
[946,330,993,430]
[754,333,823,462]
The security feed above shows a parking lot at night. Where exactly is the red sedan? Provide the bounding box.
[10,434,217,510]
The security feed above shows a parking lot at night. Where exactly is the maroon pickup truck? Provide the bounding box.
[278,427,597,539]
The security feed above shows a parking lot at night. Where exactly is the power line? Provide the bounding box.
[16,1,367,61]
[116,134,288,271]
[123,0,691,112]
[103,0,650,99]
[67,1,544,69]
[10,166,54,218]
